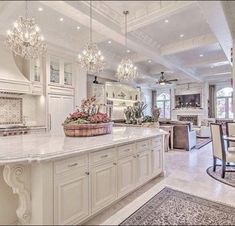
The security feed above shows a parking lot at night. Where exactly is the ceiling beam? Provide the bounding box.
[183,56,228,68]
[197,1,232,65]
[40,1,203,82]
[160,34,217,56]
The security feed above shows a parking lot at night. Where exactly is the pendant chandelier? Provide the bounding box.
[5,0,46,59]
[78,0,104,74]
[116,11,138,82]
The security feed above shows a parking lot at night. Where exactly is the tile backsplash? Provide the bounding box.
[0,97,23,124]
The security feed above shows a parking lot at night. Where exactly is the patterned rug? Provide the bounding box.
[207,165,235,188]
[195,137,211,149]
[120,187,235,225]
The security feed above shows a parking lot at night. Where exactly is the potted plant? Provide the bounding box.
[63,97,113,137]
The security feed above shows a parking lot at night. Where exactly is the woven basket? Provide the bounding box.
[63,122,113,137]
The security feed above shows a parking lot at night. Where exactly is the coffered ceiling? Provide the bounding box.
[0,1,233,87]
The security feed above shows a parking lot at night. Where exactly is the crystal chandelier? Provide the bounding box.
[5,1,46,59]
[116,11,138,81]
[78,0,104,74]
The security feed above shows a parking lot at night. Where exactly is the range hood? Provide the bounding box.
[0,43,31,94]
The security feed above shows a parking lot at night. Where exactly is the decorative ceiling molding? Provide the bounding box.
[123,1,196,32]
[81,1,121,27]
[130,30,160,49]
[160,33,218,56]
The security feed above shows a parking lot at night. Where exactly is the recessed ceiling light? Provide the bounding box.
[59,18,64,22]
[164,19,169,23]
[108,40,112,44]
[200,54,204,57]
[210,65,214,68]
[180,34,184,38]
[148,60,152,63]
[77,26,80,30]
[126,49,130,53]
[38,7,43,12]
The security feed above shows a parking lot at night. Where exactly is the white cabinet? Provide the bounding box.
[48,95,74,134]
[91,162,117,214]
[151,147,162,175]
[54,164,89,225]
[117,155,136,198]
[136,150,151,185]
[51,137,163,225]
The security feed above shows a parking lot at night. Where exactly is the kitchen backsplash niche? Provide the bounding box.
[0,97,22,124]
[0,94,46,126]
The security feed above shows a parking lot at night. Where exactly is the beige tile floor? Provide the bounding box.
[85,143,235,225]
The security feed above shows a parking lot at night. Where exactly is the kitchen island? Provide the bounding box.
[0,127,166,225]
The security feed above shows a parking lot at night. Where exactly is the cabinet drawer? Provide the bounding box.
[137,139,150,152]
[54,154,88,175]
[152,137,162,148]
[90,148,116,165]
[117,144,135,159]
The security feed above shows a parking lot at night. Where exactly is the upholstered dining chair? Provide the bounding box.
[226,121,235,148]
[210,123,235,178]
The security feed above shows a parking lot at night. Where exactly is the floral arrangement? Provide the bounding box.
[133,101,147,119]
[63,96,110,125]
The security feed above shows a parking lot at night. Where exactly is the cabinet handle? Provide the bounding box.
[137,154,140,157]
[133,156,137,158]
[100,154,108,158]
[151,150,154,152]
[113,162,117,165]
[68,163,78,168]
[85,172,90,175]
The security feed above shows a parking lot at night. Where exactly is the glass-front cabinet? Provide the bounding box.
[48,55,73,87]
[64,62,73,86]
[50,57,60,84]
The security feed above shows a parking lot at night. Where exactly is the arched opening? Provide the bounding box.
[156,93,171,119]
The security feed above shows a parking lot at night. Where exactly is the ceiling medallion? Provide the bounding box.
[5,1,46,59]
[78,0,104,74]
[116,11,138,82]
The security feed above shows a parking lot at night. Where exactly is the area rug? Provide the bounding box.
[195,137,211,149]
[120,187,235,225]
[207,165,235,188]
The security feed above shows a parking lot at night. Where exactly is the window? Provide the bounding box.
[216,87,233,119]
[156,93,171,119]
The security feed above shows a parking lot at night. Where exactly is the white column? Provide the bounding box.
[233,45,235,120]
[75,66,87,107]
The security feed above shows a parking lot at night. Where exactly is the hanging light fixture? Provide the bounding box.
[116,11,138,82]
[5,0,46,59]
[78,0,104,74]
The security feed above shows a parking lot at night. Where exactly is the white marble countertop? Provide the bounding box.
[0,127,166,164]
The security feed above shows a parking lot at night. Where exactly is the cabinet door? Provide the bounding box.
[136,150,151,185]
[117,156,136,198]
[91,162,117,214]
[151,147,162,175]
[48,95,74,134]
[54,167,89,225]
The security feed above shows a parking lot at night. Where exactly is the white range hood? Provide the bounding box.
[0,43,31,94]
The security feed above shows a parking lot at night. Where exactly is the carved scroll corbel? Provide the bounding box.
[3,164,31,225]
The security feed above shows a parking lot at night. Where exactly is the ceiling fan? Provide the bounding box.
[157,72,178,85]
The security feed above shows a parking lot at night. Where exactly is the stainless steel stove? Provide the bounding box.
[0,125,29,136]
